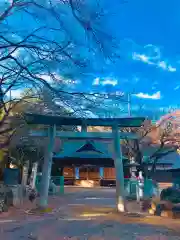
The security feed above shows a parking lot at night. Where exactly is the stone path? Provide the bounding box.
[0,187,180,239]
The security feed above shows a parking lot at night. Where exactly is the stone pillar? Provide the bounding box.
[10,185,22,206]
[138,171,144,200]
[39,125,56,208]
[30,162,38,189]
[112,124,125,212]
[21,160,29,200]
[21,160,29,188]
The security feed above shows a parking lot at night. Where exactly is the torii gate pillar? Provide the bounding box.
[113,124,125,212]
[39,125,56,208]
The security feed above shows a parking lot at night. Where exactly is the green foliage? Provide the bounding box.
[160,187,180,204]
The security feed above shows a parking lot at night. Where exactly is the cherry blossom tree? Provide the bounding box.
[122,119,179,177]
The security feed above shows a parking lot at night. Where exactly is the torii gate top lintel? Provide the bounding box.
[24,113,145,128]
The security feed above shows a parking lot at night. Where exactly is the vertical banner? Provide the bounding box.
[99,167,104,179]
[75,167,79,180]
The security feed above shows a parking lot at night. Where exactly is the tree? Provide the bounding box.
[0,0,119,96]
[0,0,123,160]
[122,118,179,177]
[7,88,62,184]
[0,87,42,164]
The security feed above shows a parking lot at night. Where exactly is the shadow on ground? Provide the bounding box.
[1,188,180,239]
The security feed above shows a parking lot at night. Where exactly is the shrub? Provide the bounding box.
[160,187,180,204]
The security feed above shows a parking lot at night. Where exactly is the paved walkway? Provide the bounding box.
[0,187,180,239]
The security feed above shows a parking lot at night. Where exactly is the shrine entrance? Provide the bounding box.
[25,113,145,212]
[53,139,129,186]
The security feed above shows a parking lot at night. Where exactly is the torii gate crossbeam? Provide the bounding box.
[30,130,138,140]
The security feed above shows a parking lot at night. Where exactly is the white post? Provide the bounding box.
[112,124,126,212]
[30,162,38,189]
[39,125,56,208]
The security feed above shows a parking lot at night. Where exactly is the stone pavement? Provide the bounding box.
[0,187,180,239]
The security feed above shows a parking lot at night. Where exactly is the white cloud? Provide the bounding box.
[134,91,161,100]
[36,73,77,85]
[132,45,176,72]
[157,61,176,72]
[102,79,117,86]
[92,77,118,86]
[36,74,57,83]
[168,65,176,72]
[174,85,180,90]
[158,61,176,72]
[93,77,100,85]
[132,53,153,65]
[158,61,167,70]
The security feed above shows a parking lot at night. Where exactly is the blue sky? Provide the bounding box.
[1,0,180,117]
[64,0,180,114]
[96,0,180,109]
[94,0,180,114]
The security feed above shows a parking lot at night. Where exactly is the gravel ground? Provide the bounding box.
[0,187,180,240]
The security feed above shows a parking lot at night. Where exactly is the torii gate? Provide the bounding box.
[24,113,145,212]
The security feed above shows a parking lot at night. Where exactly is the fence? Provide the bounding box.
[35,176,157,199]
[124,178,158,200]
[36,176,64,196]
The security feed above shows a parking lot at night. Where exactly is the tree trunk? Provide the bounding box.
[150,157,158,177]
[134,140,148,178]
